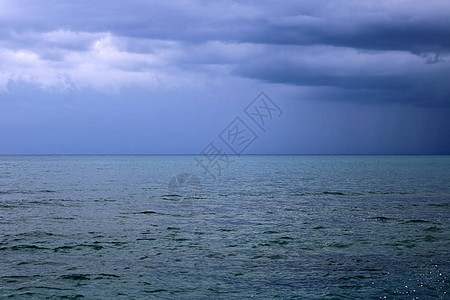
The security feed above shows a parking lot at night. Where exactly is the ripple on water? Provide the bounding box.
[0,155,449,299]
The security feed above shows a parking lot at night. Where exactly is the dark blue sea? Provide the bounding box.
[0,155,449,299]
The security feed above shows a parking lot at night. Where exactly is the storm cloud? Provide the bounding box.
[0,0,449,106]
[1,0,450,155]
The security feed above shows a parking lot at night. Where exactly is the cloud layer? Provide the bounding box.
[1,0,450,106]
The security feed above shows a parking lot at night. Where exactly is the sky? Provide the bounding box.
[0,0,449,154]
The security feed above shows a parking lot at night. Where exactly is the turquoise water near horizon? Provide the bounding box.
[0,155,449,298]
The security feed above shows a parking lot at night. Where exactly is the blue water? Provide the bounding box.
[0,155,449,299]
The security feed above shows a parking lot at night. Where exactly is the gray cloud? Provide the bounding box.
[1,0,449,105]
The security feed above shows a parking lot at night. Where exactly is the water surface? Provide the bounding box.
[0,155,449,298]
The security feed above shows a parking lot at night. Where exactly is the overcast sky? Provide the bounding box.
[0,0,449,154]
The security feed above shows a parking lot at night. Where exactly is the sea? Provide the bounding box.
[0,155,449,299]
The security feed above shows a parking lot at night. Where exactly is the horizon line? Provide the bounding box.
[0,153,449,156]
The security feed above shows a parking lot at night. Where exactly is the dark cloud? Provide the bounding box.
[1,0,449,106]
[5,0,449,52]
[233,45,450,106]
[247,18,450,53]
[1,0,449,154]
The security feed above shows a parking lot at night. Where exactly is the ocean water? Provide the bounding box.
[0,155,449,299]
